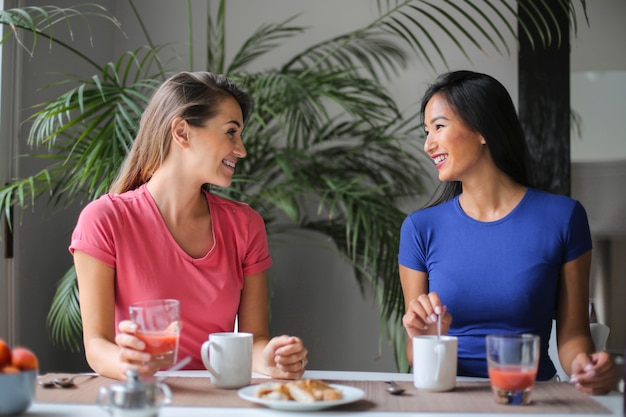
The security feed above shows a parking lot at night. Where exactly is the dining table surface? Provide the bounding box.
[30,369,623,416]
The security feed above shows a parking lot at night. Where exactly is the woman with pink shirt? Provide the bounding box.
[69,71,308,380]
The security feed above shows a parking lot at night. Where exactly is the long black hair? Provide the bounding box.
[420,70,534,207]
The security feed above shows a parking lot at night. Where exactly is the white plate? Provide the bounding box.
[238,383,365,411]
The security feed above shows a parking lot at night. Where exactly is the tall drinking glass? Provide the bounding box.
[129,299,181,370]
[486,334,539,405]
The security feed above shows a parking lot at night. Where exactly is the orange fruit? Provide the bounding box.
[10,346,39,371]
[0,365,20,373]
[0,339,11,368]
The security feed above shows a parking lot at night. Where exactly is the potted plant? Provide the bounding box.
[0,0,585,371]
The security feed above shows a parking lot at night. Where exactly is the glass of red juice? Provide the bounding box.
[129,299,181,370]
[486,334,539,405]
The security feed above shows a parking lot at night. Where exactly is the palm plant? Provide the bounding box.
[0,0,585,371]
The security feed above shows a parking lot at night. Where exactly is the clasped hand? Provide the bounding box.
[569,351,617,395]
[261,335,308,379]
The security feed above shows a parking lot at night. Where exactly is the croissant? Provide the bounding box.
[254,379,343,402]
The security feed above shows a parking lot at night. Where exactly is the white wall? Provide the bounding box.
[3,0,624,373]
[571,0,626,72]
[571,71,626,162]
[570,0,626,162]
[570,0,626,354]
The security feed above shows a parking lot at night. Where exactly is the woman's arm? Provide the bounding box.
[237,271,307,379]
[399,265,451,363]
[74,251,150,380]
[556,250,616,394]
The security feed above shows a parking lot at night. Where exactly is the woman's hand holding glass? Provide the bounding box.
[115,320,158,376]
[115,320,182,375]
[402,292,452,338]
[113,299,182,377]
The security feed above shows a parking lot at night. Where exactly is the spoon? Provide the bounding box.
[39,376,77,389]
[38,380,56,389]
[53,376,77,388]
[437,312,442,339]
[385,380,406,395]
[156,355,192,382]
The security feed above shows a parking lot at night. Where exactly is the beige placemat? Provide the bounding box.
[35,374,612,414]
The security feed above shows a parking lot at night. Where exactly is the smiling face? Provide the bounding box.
[186,96,247,188]
[423,93,487,183]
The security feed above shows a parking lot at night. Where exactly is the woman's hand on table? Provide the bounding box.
[569,351,617,395]
[402,292,452,338]
[262,335,308,379]
[114,320,157,377]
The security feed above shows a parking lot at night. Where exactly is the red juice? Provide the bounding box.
[489,365,537,391]
[136,331,179,357]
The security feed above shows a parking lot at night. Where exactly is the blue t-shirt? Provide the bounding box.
[398,188,592,380]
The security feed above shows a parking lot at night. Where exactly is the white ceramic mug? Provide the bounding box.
[413,335,457,392]
[200,332,252,389]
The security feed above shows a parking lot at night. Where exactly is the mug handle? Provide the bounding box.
[96,386,111,413]
[200,340,220,378]
[157,382,173,406]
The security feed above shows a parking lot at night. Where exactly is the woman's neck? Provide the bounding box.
[146,172,208,226]
[458,176,527,222]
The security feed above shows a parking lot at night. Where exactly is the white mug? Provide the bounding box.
[200,332,252,389]
[413,335,457,392]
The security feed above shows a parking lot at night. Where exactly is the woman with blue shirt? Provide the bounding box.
[399,70,616,395]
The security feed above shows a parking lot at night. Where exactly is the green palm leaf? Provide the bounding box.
[46,266,82,352]
[226,16,305,75]
[0,4,121,70]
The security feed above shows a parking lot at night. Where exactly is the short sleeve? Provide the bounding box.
[398,214,428,272]
[242,208,273,275]
[68,197,119,268]
[564,200,593,263]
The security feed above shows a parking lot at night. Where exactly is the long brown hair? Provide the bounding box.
[109,71,252,194]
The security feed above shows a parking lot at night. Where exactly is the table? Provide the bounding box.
[30,370,623,416]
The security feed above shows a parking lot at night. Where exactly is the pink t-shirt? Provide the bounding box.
[69,184,272,369]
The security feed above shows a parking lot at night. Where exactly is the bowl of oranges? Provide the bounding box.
[0,338,38,416]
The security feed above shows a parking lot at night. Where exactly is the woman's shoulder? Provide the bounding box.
[406,197,456,219]
[205,191,252,209]
[78,187,148,218]
[204,191,264,221]
[523,188,589,226]
[401,199,457,233]
[526,187,583,210]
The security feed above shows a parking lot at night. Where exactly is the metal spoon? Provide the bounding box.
[437,312,442,339]
[156,355,192,382]
[38,380,56,388]
[53,376,77,388]
[385,380,406,395]
[39,376,76,388]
